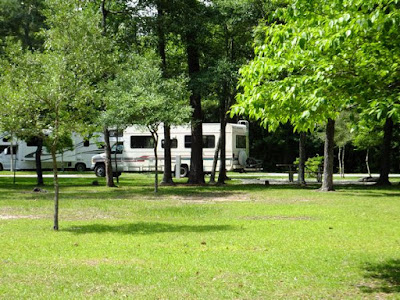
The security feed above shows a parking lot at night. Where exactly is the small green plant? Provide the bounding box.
[294,155,324,178]
[305,155,324,178]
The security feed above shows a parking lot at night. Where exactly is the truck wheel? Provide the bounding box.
[95,164,106,177]
[75,163,86,172]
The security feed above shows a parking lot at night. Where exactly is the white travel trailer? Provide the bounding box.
[91,121,250,177]
[0,133,107,172]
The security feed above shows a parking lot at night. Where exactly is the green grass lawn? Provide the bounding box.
[0,173,399,299]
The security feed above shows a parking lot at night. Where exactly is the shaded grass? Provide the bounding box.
[0,174,399,299]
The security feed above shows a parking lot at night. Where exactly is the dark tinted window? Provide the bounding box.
[130,136,154,149]
[83,140,90,147]
[184,135,215,148]
[184,135,191,148]
[203,135,215,148]
[161,138,178,149]
[111,142,124,154]
[236,135,246,148]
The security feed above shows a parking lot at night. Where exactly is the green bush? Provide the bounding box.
[294,155,324,178]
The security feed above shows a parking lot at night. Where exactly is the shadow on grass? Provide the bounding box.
[64,221,235,235]
[360,259,400,294]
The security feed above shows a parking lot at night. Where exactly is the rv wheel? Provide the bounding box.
[95,164,106,177]
[75,163,86,172]
[0,163,3,171]
[175,164,189,178]
[180,165,189,177]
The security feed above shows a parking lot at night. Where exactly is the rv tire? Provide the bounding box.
[0,163,3,171]
[94,164,106,177]
[75,163,86,172]
[175,164,189,178]
[180,164,189,178]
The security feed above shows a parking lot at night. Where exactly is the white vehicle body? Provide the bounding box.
[0,133,107,171]
[91,122,249,177]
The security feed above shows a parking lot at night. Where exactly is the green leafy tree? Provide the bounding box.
[103,53,191,192]
[232,0,400,190]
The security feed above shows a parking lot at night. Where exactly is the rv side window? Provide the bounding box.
[130,136,154,149]
[203,135,215,148]
[111,143,124,154]
[184,135,215,148]
[6,146,18,155]
[184,136,191,148]
[236,135,246,148]
[26,137,40,147]
[161,138,178,149]
[3,137,10,142]
[83,140,90,147]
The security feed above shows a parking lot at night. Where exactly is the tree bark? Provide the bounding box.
[366,149,371,177]
[210,137,221,184]
[104,127,115,187]
[320,118,335,191]
[338,146,342,178]
[298,132,306,185]
[377,117,393,185]
[342,145,345,178]
[161,125,174,184]
[186,28,204,184]
[217,99,227,185]
[35,137,44,186]
[51,147,59,231]
[152,131,159,193]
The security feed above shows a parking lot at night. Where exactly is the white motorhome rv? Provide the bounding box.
[91,121,249,177]
[0,133,107,172]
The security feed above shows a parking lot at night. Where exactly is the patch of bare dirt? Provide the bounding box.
[0,215,41,220]
[174,192,250,203]
[241,215,314,221]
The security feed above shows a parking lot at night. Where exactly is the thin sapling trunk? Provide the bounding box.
[51,146,59,231]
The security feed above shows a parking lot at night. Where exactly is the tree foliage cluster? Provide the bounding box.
[232,0,400,189]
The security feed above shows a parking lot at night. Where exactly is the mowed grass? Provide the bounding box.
[0,173,399,299]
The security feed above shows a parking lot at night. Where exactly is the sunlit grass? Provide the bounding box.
[0,173,399,299]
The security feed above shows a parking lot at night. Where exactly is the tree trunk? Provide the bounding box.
[298,132,306,185]
[320,118,335,191]
[210,137,221,184]
[338,146,342,178]
[342,145,345,178]
[377,117,393,185]
[162,125,174,184]
[217,101,227,185]
[152,131,159,193]
[366,149,371,177]
[51,147,59,231]
[186,28,204,184]
[103,127,115,187]
[35,137,44,186]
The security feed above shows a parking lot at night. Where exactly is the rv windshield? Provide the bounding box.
[111,143,123,154]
